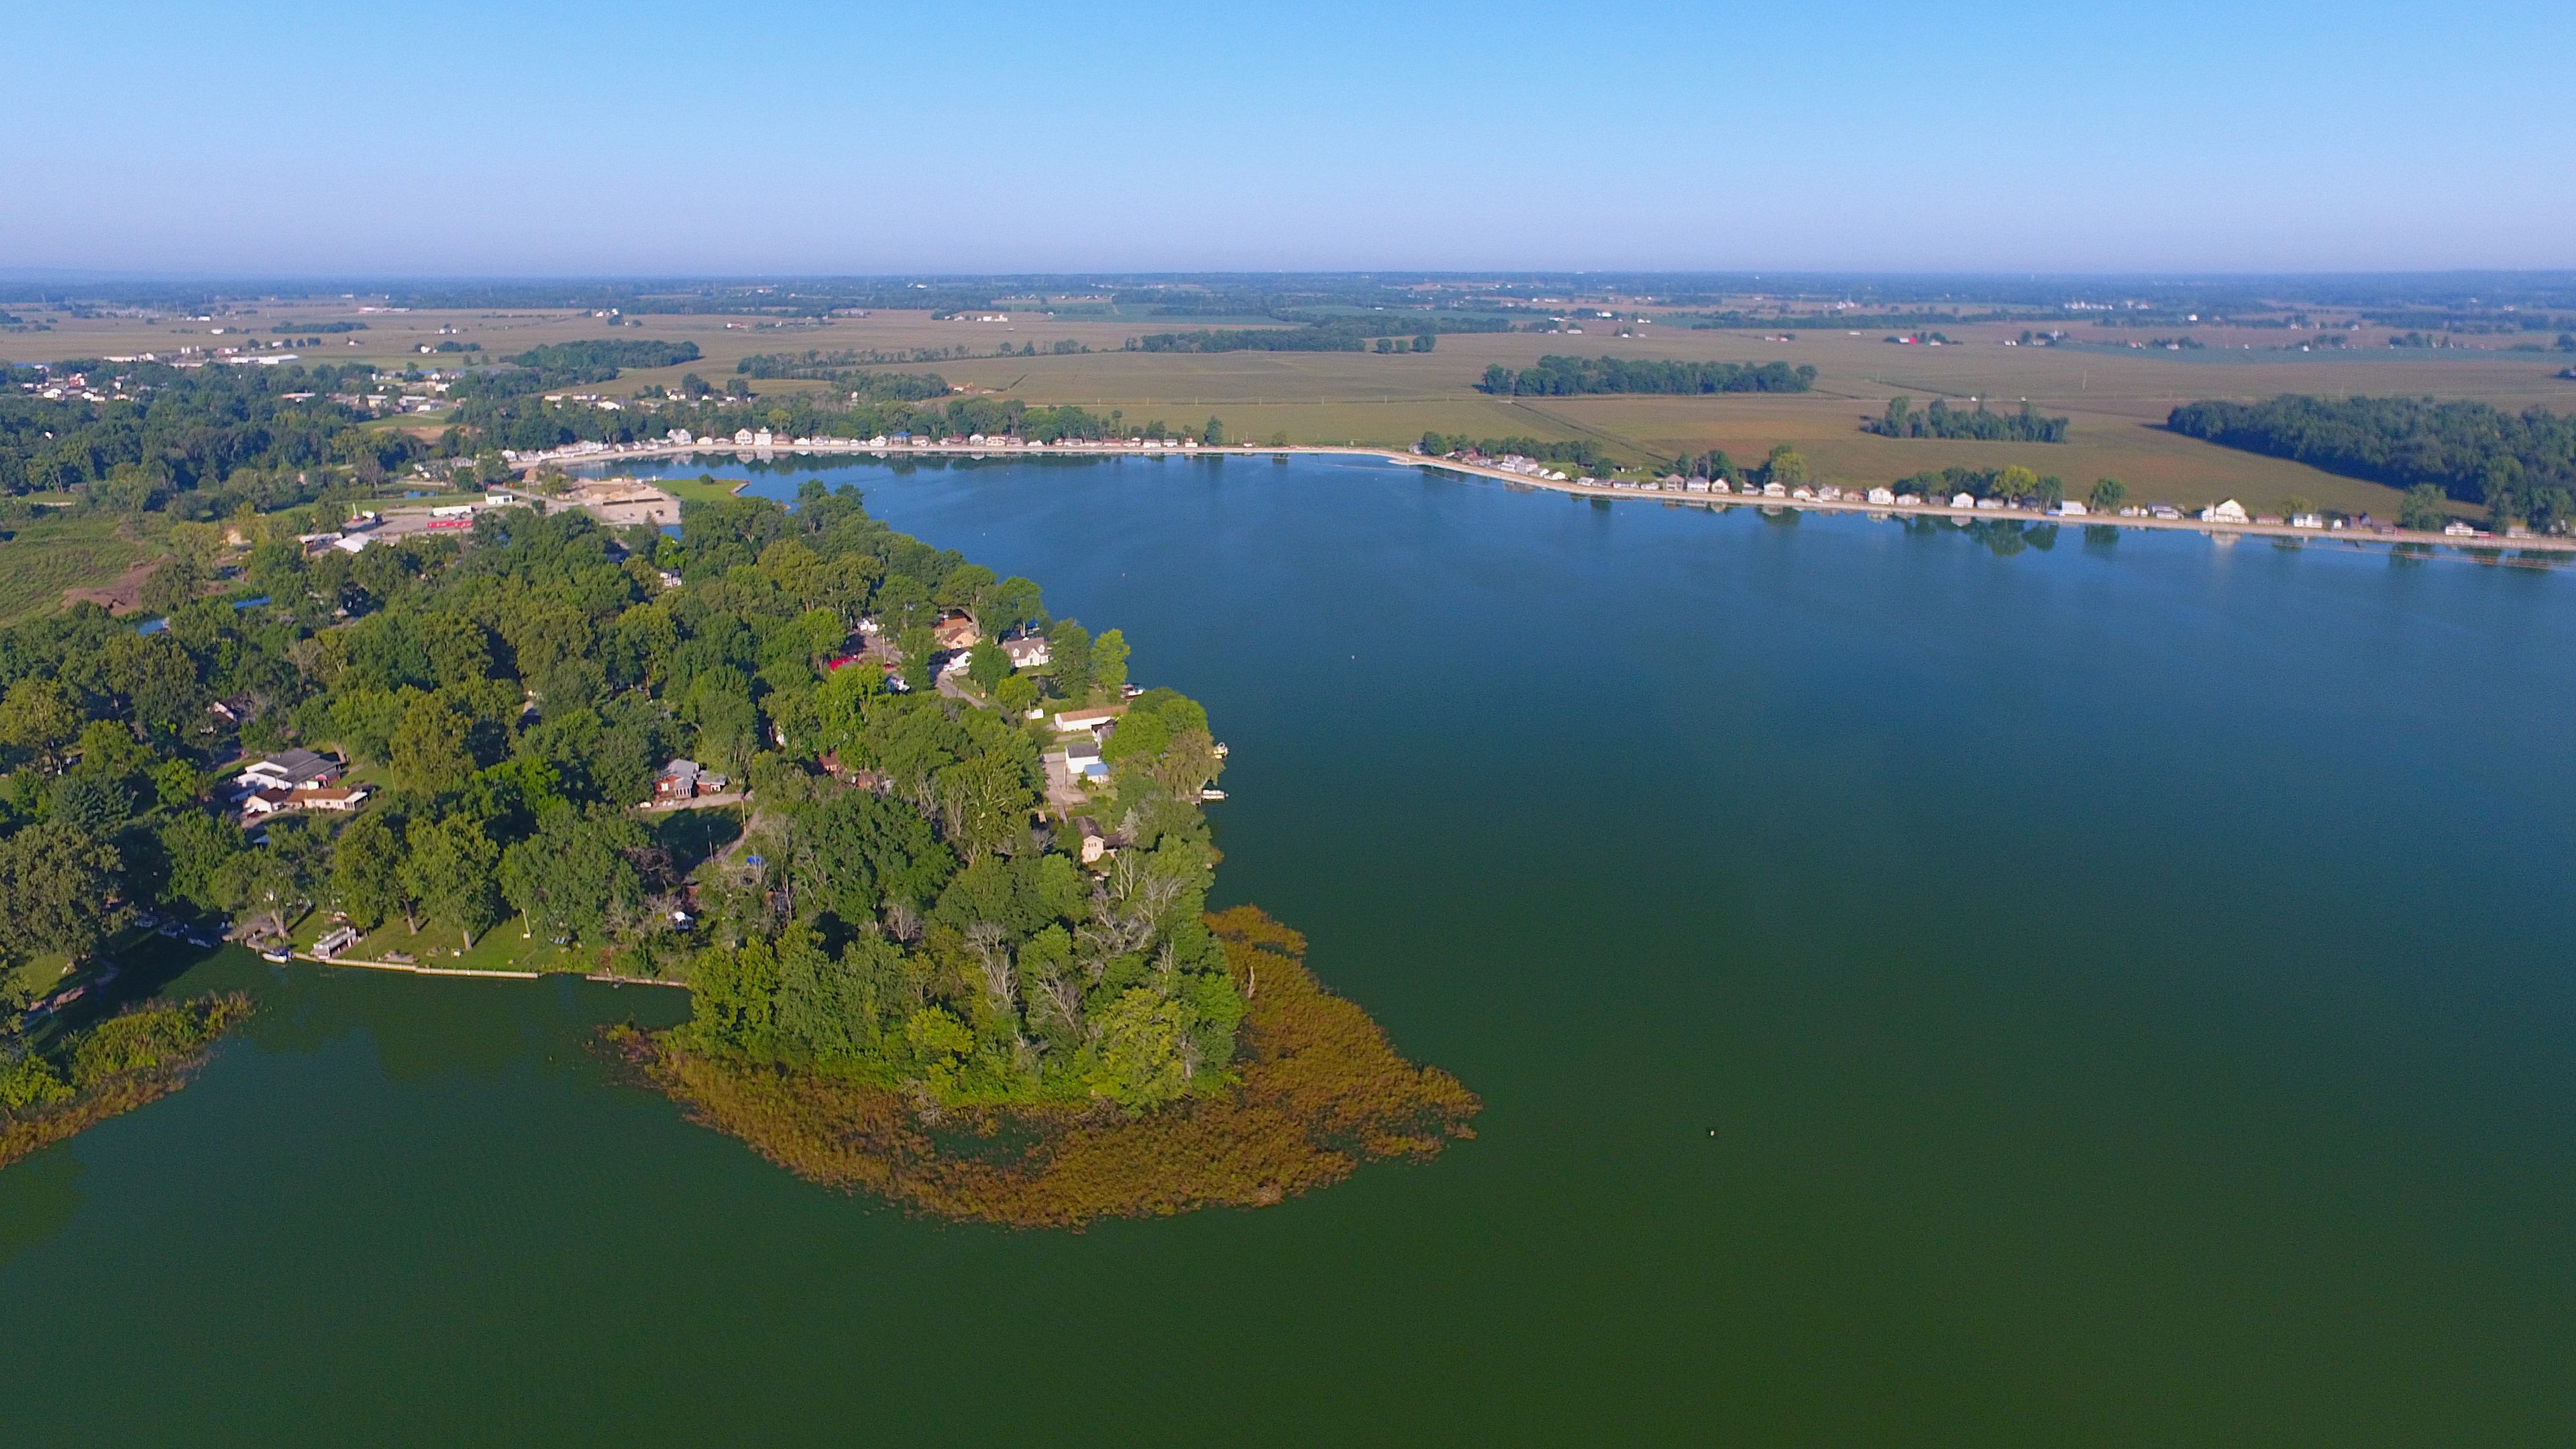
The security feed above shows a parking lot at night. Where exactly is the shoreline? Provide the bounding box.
[526,438,2571,557]
[297,951,688,988]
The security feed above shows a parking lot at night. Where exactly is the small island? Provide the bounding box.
[0,476,1475,1219]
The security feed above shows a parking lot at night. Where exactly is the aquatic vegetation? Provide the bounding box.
[619,908,1477,1227]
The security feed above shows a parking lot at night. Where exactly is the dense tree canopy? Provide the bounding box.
[1867,396,2070,443]
[0,476,1243,1114]
[2167,394,2576,527]
[1477,356,1815,397]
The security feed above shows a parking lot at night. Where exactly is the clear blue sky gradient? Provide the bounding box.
[5,0,2569,274]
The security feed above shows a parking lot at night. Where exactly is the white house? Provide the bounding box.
[2051,500,2088,517]
[1866,487,1896,505]
[1950,492,1977,509]
[1062,738,1109,783]
[1053,706,1124,733]
[2290,513,2325,529]
[1001,635,1051,669]
[239,749,341,793]
[2200,499,2249,524]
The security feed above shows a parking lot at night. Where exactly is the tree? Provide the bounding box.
[1091,629,1130,698]
[0,678,79,769]
[332,811,410,932]
[1411,334,1434,353]
[993,674,1038,717]
[215,818,327,940]
[1085,987,1193,1110]
[1995,465,2040,502]
[943,639,998,695]
[401,814,501,948]
[1202,416,1226,445]
[0,822,127,966]
[1763,445,1808,486]
[2088,477,2128,513]
[1046,621,1092,699]
[390,694,474,794]
[2400,483,2450,532]
[158,810,246,914]
[499,808,645,946]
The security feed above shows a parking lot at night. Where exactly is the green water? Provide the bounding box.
[7,456,2574,1445]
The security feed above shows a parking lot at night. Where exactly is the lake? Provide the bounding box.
[7,454,2573,1445]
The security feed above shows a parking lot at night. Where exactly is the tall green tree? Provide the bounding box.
[401,815,502,948]
[390,694,474,794]
[331,811,410,932]
[1091,629,1130,698]
[0,822,128,966]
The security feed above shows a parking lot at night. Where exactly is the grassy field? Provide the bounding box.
[0,513,158,624]
[17,299,2576,520]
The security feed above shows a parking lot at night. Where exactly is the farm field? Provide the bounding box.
[0,513,159,624]
[14,299,2576,519]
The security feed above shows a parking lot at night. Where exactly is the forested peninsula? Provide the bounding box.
[0,477,1474,1217]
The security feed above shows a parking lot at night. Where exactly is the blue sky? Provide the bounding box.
[3,0,2569,275]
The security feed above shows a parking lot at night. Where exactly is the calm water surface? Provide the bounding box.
[7,455,2573,1445]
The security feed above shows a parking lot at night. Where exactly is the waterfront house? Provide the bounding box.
[2290,513,2325,529]
[1762,482,1788,498]
[2200,499,2249,524]
[932,610,981,650]
[1001,634,1051,669]
[1867,487,1896,505]
[1054,705,1125,733]
[1950,492,1977,508]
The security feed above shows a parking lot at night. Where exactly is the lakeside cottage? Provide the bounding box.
[1001,634,1051,669]
[1053,705,1125,733]
[932,610,981,650]
[2200,499,2249,524]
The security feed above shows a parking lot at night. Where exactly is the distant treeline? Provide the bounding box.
[509,339,700,374]
[731,354,956,400]
[1686,309,2030,331]
[2166,394,2576,526]
[1867,396,2069,443]
[738,347,1085,384]
[1130,317,1464,353]
[441,339,703,405]
[1417,432,1615,472]
[1478,356,1815,397]
[272,321,366,335]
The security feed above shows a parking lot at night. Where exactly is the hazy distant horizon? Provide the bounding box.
[5,1,2570,275]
